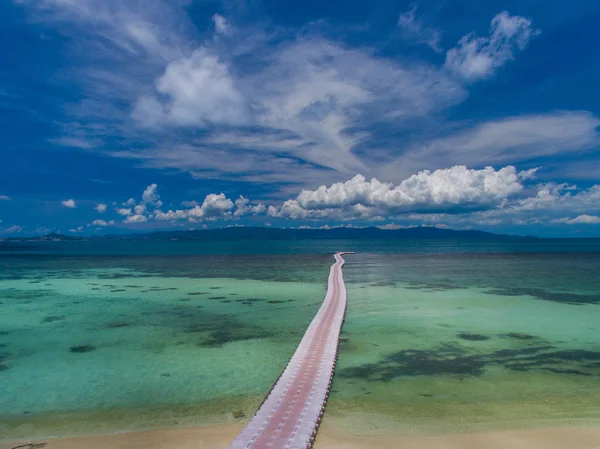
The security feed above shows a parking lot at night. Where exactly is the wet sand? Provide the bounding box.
[2,421,600,449]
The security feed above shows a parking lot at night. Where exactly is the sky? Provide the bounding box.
[1,0,600,237]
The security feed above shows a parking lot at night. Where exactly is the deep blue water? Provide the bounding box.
[2,237,600,256]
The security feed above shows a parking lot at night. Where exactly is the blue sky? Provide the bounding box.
[1,0,600,237]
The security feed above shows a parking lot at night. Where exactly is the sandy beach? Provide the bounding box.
[2,421,600,449]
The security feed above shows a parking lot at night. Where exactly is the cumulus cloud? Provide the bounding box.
[117,208,132,216]
[124,214,148,223]
[234,196,267,217]
[95,203,108,213]
[132,48,247,128]
[91,219,115,226]
[552,215,600,225]
[142,183,163,207]
[445,11,540,81]
[155,193,236,221]
[62,199,76,208]
[5,225,23,233]
[270,166,532,220]
[397,5,442,52]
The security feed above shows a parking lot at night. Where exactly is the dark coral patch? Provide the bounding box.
[457,333,490,341]
[41,315,65,323]
[506,332,536,340]
[70,345,96,353]
[340,344,600,382]
[484,287,599,305]
[106,322,129,328]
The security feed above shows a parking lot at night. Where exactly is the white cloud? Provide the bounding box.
[212,14,229,35]
[6,225,22,233]
[0,195,10,200]
[197,193,234,216]
[132,48,248,128]
[117,208,132,216]
[552,215,600,225]
[124,214,148,223]
[234,196,267,217]
[62,199,76,208]
[291,166,529,216]
[445,11,540,81]
[397,5,442,52]
[95,203,107,213]
[141,183,162,207]
[152,192,265,222]
[91,219,115,226]
[123,198,136,206]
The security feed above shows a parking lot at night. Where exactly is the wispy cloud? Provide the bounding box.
[212,14,230,35]
[445,11,540,81]
[382,111,600,179]
[49,136,99,149]
[18,0,470,188]
[0,195,11,201]
[6,225,23,233]
[397,4,442,52]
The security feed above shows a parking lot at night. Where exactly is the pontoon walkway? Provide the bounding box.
[228,252,350,449]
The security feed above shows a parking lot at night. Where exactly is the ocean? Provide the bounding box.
[1,239,600,440]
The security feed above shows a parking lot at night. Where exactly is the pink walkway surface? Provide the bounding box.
[228,253,350,449]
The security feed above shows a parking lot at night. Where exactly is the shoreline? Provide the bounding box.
[2,419,600,449]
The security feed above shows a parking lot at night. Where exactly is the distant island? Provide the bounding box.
[1,227,536,242]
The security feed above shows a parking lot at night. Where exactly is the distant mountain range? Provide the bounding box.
[1,227,536,241]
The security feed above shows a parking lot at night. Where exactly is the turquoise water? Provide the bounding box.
[1,240,600,439]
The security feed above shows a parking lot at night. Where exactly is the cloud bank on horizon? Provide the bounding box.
[1,0,600,237]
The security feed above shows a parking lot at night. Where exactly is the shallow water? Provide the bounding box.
[1,240,600,439]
